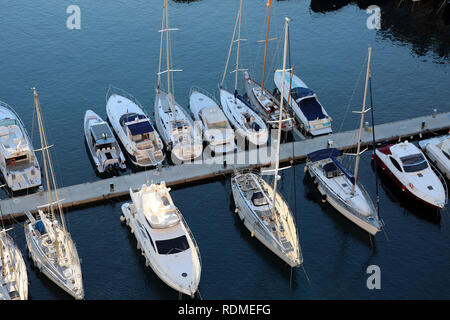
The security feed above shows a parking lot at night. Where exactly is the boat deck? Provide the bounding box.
[0,111,449,219]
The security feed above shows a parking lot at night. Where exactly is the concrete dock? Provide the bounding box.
[1,111,449,220]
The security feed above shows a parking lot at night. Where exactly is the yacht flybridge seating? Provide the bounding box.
[121,182,201,297]
[0,101,41,192]
[274,70,332,136]
[84,110,126,174]
[106,87,165,168]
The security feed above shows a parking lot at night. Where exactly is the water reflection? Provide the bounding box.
[310,0,450,61]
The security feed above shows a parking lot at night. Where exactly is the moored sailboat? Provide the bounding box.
[24,88,84,300]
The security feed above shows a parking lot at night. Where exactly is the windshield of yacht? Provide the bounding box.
[155,235,190,255]
[207,120,228,130]
[0,118,18,128]
[251,192,269,207]
[401,154,428,172]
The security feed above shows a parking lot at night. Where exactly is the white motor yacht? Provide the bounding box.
[121,182,201,297]
[189,87,236,155]
[419,134,450,179]
[106,87,165,168]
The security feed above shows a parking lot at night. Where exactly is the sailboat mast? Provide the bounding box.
[352,47,372,195]
[0,233,6,277]
[272,17,290,208]
[165,0,171,97]
[234,0,243,100]
[220,4,240,89]
[261,0,272,92]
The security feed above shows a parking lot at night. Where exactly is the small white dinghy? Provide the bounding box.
[84,110,126,173]
[121,182,201,297]
[0,228,28,300]
[375,141,447,209]
[189,87,236,155]
[106,87,165,168]
[274,70,332,136]
[0,101,41,192]
[419,134,450,179]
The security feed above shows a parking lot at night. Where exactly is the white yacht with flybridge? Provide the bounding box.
[121,181,201,297]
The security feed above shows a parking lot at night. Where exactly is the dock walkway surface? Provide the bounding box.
[1,111,449,220]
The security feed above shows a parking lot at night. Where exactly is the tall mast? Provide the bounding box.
[272,17,290,208]
[352,47,372,195]
[220,3,240,89]
[261,0,272,92]
[234,0,243,102]
[165,0,171,97]
[157,2,165,90]
[0,233,6,278]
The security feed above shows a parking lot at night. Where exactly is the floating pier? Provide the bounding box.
[1,111,449,220]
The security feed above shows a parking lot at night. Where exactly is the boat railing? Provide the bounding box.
[231,168,261,180]
[189,86,221,106]
[176,208,202,269]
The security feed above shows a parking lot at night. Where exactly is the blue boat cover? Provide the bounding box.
[331,156,356,185]
[35,220,46,234]
[307,148,342,162]
[128,121,154,135]
[299,97,327,121]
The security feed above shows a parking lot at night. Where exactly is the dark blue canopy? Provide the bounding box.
[307,148,342,162]
[128,121,154,135]
[331,156,356,185]
[299,97,326,121]
[35,220,46,234]
[290,87,315,102]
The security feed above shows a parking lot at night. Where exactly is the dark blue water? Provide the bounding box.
[0,0,449,299]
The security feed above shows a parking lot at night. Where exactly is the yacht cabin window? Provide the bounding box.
[400,154,428,173]
[155,235,190,255]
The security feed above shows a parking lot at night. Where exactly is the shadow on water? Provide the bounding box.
[310,0,450,61]
[371,159,442,225]
[302,173,379,249]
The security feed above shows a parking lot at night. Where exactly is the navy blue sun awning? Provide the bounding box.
[307,148,342,162]
[128,121,154,135]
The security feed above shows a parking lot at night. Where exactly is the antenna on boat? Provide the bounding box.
[352,47,372,195]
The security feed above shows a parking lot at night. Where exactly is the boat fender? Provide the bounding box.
[120,216,125,222]
[402,186,406,192]
[234,208,239,213]
[304,165,308,173]
[137,242,141,250]
[409,183,414,189]
[322,194,327,203]
[251,230,255,237]
[131,226,135,233]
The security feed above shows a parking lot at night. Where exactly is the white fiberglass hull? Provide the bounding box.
[121,202,201,296]
[220,89,268,146]
[106,90,165,167]
[25,216,84,299]
[155,90,203,163]
[0,231,28,300]
[306,163,380,235]
[419,135,450,179]
[84,110,126,173]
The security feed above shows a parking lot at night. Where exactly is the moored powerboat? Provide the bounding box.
[375,141,447,209]
[121,182,201,297]
[0,101,41,192]
[189,87,236,155]
[106,87,165,168]
[419,134,450,179]
[84,109,126,173]
[0,228,28,300]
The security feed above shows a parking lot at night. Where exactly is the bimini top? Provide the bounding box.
[90,122,115,145]
[128,121,154,136]
[307,148,342,162]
